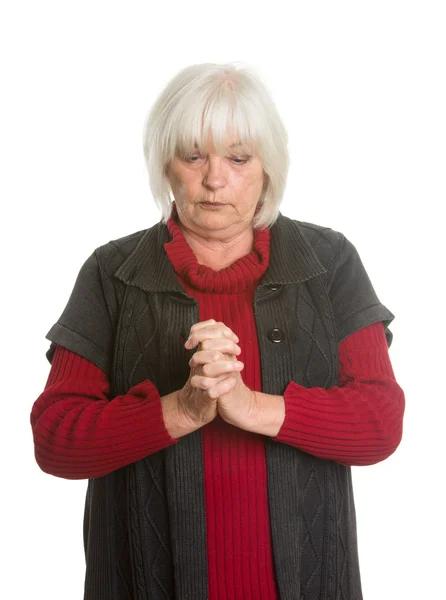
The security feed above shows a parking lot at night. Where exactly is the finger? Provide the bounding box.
[185,320,219,349]
[189,362,243,388]
[186,328,239,350]
[189,319,235,334]
[198,338,241,356]
[189,350,225,367]
[200,360,244,378]
[206,377,237,399]
[187,320,219,344]
[189,347,240,367]
[190,372,234,391]
[188,319,217,333]
[185,323,239,349]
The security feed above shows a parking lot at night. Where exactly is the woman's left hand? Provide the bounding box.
[216,362,286,436]
[184,319,285,435]
[216,370,261,431]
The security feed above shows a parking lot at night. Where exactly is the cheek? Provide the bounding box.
[171,171,195,197]
[240,171,264,196]
[181,180,200,202]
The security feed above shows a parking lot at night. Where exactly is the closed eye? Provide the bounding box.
[185,154,203,162]
[229,155,251,164]
[183,154,251,164]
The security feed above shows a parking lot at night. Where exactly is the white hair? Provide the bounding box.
[143,63,290,229]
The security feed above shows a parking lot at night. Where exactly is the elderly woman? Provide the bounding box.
[31,63,405,600]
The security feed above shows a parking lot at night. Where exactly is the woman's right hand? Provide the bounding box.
[180,319,243,425]
[161,320,243,438]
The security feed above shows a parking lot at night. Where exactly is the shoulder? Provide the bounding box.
[274,214,346,271]
[92,222,164,277]
[296,219,343,248]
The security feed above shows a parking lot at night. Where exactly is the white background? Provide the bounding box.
[2,1,445,598]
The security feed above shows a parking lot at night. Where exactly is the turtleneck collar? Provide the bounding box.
[163,207,271,294]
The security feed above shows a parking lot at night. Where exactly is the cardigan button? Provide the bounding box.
[267,328,284,343]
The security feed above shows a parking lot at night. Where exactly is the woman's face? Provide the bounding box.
[165,138,266,238]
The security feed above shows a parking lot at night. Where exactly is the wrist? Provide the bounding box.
[249,391,286,437]
[161,391,200,439]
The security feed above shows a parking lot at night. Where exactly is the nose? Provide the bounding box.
[202,156,227,190]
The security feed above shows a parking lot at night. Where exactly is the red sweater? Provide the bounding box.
[31,221,405,600]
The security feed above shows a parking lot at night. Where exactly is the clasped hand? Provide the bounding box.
[177,319,260,431]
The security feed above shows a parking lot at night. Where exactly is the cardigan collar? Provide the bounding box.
[113,212,327,293]
[163,214,271,294]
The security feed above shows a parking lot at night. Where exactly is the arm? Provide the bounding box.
[31,345,179,480]
[32,321,243,479]
[259,322,405,466]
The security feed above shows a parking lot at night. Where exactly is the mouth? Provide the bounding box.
[199,201,226,208]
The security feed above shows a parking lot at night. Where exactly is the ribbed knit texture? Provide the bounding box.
[276,320,405,465]
[31,347,177,479]
[30,218,405,599]
[164,216,279,600]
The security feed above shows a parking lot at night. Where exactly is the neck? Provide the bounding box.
[181,225,255,270]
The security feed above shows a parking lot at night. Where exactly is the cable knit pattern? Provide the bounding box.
[30,214,404,600]
[31,347,178,479]
[165,215,279,600]
[276,321,405,465]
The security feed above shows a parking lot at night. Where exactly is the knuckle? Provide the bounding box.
[207,387,217,399]
[202,378,213,390]
[226,376,235,387]
[201,364,211,376]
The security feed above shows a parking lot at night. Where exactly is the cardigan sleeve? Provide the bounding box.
[328,234,395,346]
[45,250,114,376]
[30,345,178,479]
[273,322,405,466]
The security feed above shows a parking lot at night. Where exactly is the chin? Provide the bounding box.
[195,213,232,231]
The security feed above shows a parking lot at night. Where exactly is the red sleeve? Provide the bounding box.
[30,345,178,479]
[273,322,405,466]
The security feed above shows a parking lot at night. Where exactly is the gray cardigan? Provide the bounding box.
[46,213,395,600]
